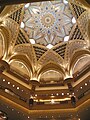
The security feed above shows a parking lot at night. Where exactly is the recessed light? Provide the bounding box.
[64,36,69,42]
[17,87,19,90]
[21,90,24,92]
[25,3,30,8]
[12,109,14,111]
[67,93,69,95]
[8,82,10,84]
[35,94,37,97]
[3,79,5,81]
[20,22,25,28]
[62,93,64,95]
[56,93,59,96]
[12,85,15,87]
[51,99,55,104]
[28,116,30,119]
[63,0,68,4]
[72,17,76,24]
[85,83,87,86]
[46,44,53,49]
[72,93,74,95]
[80,87,82,89]
[78,118,80,120]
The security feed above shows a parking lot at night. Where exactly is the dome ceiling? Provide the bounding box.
[22,0,74,47]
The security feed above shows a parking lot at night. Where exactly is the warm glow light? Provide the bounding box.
[12,85,15,87]
[51,99,55,104]
[35,94,37,97]
[20,22,25,28]
[3,79,5,81]
[62,93,64,95]
[25,3,30,8]
[29,39,35,44]
[63,0,68,4]
[46,44,53,49]
[80,87,82,89]
[64,36,69,42]
[17,87,19,90]
[67,93,69,95]
[72,17,76,24]
[56,93,59,96]
[85,83,87,86]
[8,82,10,84]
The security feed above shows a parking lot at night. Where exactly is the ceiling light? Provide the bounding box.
[85,83,87,86]
[72,92,74,95]
[51,99,55,104]
[20,22,25,28]
[8,82,10,84]
[3,79,5,81]
[62,93,64,95]
[35,94,37,97]
[72,17,76,24]
[29,38,35,44]
[63,0,68,4]
[12,109,14,111]
[80,87,82,89]
[28,116,30,119]
[25,3,30,8]
[64,36,69,42]
[56,93,59,96]
[21,90,24,92]
[46,44,53,49]
[12,85,15,87]
[67,93,69,95]
[17,87,19,90]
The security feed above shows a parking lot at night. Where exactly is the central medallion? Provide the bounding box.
[41,13,55,28]
[23,1,73,46]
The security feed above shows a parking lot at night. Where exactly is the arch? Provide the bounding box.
[9,53,33,74]
[38,61,65,80]
[0,25,11,59]
[69,49,90,74]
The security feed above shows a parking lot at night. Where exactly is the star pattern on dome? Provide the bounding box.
[23,1,73,46]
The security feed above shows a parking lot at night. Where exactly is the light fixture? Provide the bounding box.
[20,22,25,28]
[17,87,19,90]
[3,79,5,81]
[28,116,30,119]
[25,3,30,8]
[8,82,10,84]
[67,93,69,95]
[80,87,82,89]
[21,89,24,92]
[85,83,87,86]
[62,93,64,95]
[56,93,59,96]
[64,36,69,42]
[63,0,68,4]
[72,92,74,95]
[29,38,35,44]
[35,94,37,97]
[46,44,53,49]
[72,17,76,24]
[12,85,15,87]
[51,99,55,104]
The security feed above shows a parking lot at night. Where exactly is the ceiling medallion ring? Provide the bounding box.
[41,13,55,28]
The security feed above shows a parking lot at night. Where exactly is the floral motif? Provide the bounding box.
[23,1,73,46]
